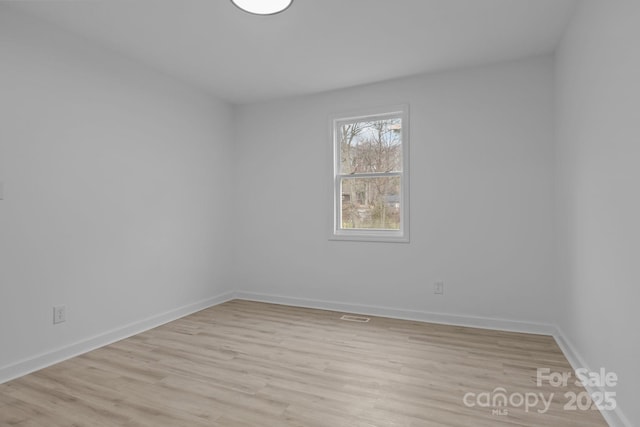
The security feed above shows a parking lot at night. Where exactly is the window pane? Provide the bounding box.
[339,118,402,175]
[340,176,401,230]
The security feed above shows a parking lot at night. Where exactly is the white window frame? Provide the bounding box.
[329,104,410,243]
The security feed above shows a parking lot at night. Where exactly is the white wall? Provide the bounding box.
[555,1,640,425]
[5,4,635,424]
[233,56,557,329]
[0,6,234,378]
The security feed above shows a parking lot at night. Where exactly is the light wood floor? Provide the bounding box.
[0,300,608,426]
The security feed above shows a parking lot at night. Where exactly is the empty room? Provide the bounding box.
[0,0,637,426]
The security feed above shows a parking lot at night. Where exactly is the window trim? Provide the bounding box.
[329,104,410,243]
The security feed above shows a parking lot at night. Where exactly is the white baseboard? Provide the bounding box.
[553,327,632,427]
[0,291,235,385]
[233,290,556,335]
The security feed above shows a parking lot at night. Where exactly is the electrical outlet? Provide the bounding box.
[434,281,444,295]
[53,305,66,324]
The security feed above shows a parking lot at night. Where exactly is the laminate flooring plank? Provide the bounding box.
[0,300,608,426]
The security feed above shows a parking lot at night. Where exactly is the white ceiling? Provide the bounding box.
[9,0,578,104]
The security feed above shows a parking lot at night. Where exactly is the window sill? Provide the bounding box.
[330,231,409,243]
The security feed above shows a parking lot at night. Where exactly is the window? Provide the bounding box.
[331,105,409,242]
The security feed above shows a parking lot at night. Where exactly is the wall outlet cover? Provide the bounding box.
[53,305,66,324]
